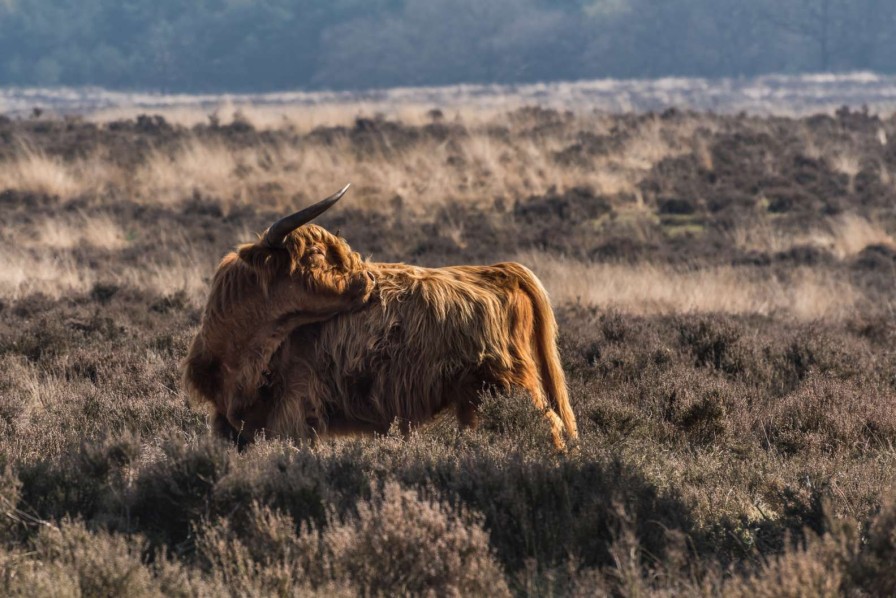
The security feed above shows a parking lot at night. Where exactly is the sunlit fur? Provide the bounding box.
[185,221,577,450]
[182,224,375,440]
[229,259,578,450]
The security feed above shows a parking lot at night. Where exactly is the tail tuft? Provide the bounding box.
[514,264,578,442]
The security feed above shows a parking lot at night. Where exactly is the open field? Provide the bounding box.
[2,103,896,595]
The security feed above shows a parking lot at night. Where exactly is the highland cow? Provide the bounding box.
[184,185,577,449]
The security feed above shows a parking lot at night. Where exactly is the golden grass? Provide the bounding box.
[0,145,129,199]
[829,152,862,179]
[1,227,860,319]
[0,243,210,303]
[25,212,127,250]
[524,252,859,320]
[827,213,895,256]
[0,110,697,213]
[0,250,95,301]
[127,130,565,211]
[122,255,209,301]
[829,151,862,193]
[0,149,85,198]
[133,139,245,206]
[730,214,895,259]
[1,108,874,316]
[1,205,871,318]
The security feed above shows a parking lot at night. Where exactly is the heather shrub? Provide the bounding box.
[30,522,156,597]
[581,385,644,441]
[542,499,896,596]
[196,505,347,597]
[0,549,85,598]
[198,483,508,597]
[476,389,555,450]
[389,436,697,571]
[17,433,140,526]
[131,436,232,548]
[773,328,871,394]
[0,520,215,598]
[569,314,678,386]
[763,374,896,455]
[725,532,848,598]
[0,355,35,437]
[209,441,337,534]
[325,482,509,597]
[677,316,752,376]
[721,497,896,596]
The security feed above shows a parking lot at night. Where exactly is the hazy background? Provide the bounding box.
[2,0,895,92]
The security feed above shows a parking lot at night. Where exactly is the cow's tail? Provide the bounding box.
[515,264,578,442]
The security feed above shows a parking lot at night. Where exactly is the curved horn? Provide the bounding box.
[263,184,351,247]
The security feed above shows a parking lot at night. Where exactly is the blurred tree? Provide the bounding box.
[758,0,842,71]
[754,0,896,72]
[0,0,895,90]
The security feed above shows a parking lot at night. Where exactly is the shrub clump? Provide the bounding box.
[198,482,509,597]
[0,520,215,597]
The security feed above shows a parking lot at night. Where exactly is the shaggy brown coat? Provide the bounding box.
[184,225,577,449]
[183,225,376,439]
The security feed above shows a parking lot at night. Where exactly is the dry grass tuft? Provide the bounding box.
[134,140,245,206]
[829,150,862,193]
[26,212,127,250]
[0,240,208,303]
[826,213,896,256]
[730,213,895,259]
[0,108,698,212]
[526,252,858,320]
[120,255,209,303]
[0,148,85,198]
[0,249,95,300]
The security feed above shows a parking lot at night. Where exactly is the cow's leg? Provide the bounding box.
[453,370,501,431]
[455,392,480,429]
[503,296,568,449]
[507,354,567,450]
[467,361,566,450]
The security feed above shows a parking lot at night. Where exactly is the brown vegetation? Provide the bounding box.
[1,106,896,594]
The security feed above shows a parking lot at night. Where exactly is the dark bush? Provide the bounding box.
[658,197,697,215]
[131,437,232,549]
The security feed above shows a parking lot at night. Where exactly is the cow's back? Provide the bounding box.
[295,262,530,428]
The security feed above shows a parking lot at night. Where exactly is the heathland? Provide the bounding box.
[1,104,896,595]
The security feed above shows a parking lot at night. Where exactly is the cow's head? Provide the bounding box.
[183,185,375,442]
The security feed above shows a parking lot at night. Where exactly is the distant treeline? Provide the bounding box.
[1,0,895,91]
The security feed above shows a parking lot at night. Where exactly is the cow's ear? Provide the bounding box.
[237,243,292,275]
[237,244,272,269]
